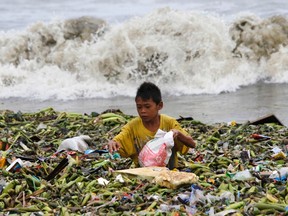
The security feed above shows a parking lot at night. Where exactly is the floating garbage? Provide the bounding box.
[231,169,254,181]
[6,158,23,172]
[269,167,288,181]
[251,133,271,140]
[0,108,288,215]
[57,135,92,153]
[249,114,284,126]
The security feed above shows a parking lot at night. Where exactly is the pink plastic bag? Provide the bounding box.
[138,130,174,167]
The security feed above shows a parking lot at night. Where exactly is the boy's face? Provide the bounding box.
[135,97,163,122]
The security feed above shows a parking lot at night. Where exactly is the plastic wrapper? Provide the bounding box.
[57,135,91,153]
[138,130,174,167]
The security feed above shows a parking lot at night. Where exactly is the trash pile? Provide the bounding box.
[0,108,288,215]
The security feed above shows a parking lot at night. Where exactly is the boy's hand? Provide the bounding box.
[171,129,180,139]
[108,140,121,153]
[170,129,196,148]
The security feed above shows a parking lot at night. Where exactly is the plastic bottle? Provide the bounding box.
[232,169,253,181]
[269,167,288,181]
[251,134,270,140]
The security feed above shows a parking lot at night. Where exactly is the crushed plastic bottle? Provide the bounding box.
[269,167,288,181]
[232,169,253,181]
[159,204,180,212]
[189,184,205,206]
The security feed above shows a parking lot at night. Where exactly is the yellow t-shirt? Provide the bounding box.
[113,114,189,168]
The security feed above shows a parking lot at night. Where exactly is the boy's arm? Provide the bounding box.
[107,121,135,157]
[171,129,196,148]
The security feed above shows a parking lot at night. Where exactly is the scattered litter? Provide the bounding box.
[97,177,109,186]
[249,114,283,126]
[6,158,23,172]
[57,135,92,153]
[0,108,287,215]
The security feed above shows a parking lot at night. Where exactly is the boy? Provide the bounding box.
[108,82,196,169]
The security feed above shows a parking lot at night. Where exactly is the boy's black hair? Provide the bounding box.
[135,82,162,104]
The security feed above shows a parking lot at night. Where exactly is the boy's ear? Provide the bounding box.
[157,101,163,110]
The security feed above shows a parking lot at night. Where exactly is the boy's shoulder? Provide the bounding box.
[160,114,179,126]
[160,114,176,121]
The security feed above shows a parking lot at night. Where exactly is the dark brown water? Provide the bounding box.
[1,83,287,126]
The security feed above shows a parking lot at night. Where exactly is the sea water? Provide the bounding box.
[0,0,288,125]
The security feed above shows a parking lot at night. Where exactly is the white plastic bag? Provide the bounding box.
[57,135,91,153]
[138,129,174,167]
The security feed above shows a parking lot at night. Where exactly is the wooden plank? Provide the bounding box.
[249,114,283,126]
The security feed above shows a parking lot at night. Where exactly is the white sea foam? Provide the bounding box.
[1,5,288,100]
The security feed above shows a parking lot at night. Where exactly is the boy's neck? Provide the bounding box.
[142,114,161,132]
